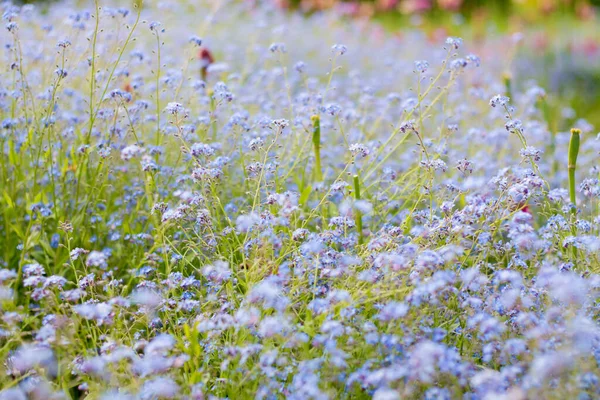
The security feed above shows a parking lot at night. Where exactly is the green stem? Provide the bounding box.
[155,30,162,147]
[210,92,217,142]
[353,174,364,246]
[568,128,580,261]
[311,115,322,181]
[568,128,580,212]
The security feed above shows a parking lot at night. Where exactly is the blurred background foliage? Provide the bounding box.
[263,0,600,127]
[273,0,599,19]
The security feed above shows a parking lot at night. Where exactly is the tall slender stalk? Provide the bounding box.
[210,91,217,141]
[568,128,581,260]
[353,174,364,246]
[155,28,162,146]
[311,115,322,181]
[568,128,580,213]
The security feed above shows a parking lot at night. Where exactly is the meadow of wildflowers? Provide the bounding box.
[0,0,600,399]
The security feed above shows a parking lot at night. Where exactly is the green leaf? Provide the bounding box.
[299,185,312,206]
[2,191,14,209]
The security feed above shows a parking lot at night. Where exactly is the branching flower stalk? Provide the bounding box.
[75,2,142,208]
[363,63,457,184]
[502,103,548,189]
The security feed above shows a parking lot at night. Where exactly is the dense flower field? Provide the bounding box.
[0,0,599,399]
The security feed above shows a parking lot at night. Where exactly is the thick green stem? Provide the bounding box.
[353,174,364,245]
[311,115,322,181]
[568,128,580,212]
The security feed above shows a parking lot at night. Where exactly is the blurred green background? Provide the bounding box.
[282,0,599,18]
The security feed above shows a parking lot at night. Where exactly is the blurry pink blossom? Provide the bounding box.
[401,0,433,14]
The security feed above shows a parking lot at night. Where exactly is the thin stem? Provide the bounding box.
[353,174,364,246]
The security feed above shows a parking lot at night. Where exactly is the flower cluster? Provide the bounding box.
[0,1,598,399]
